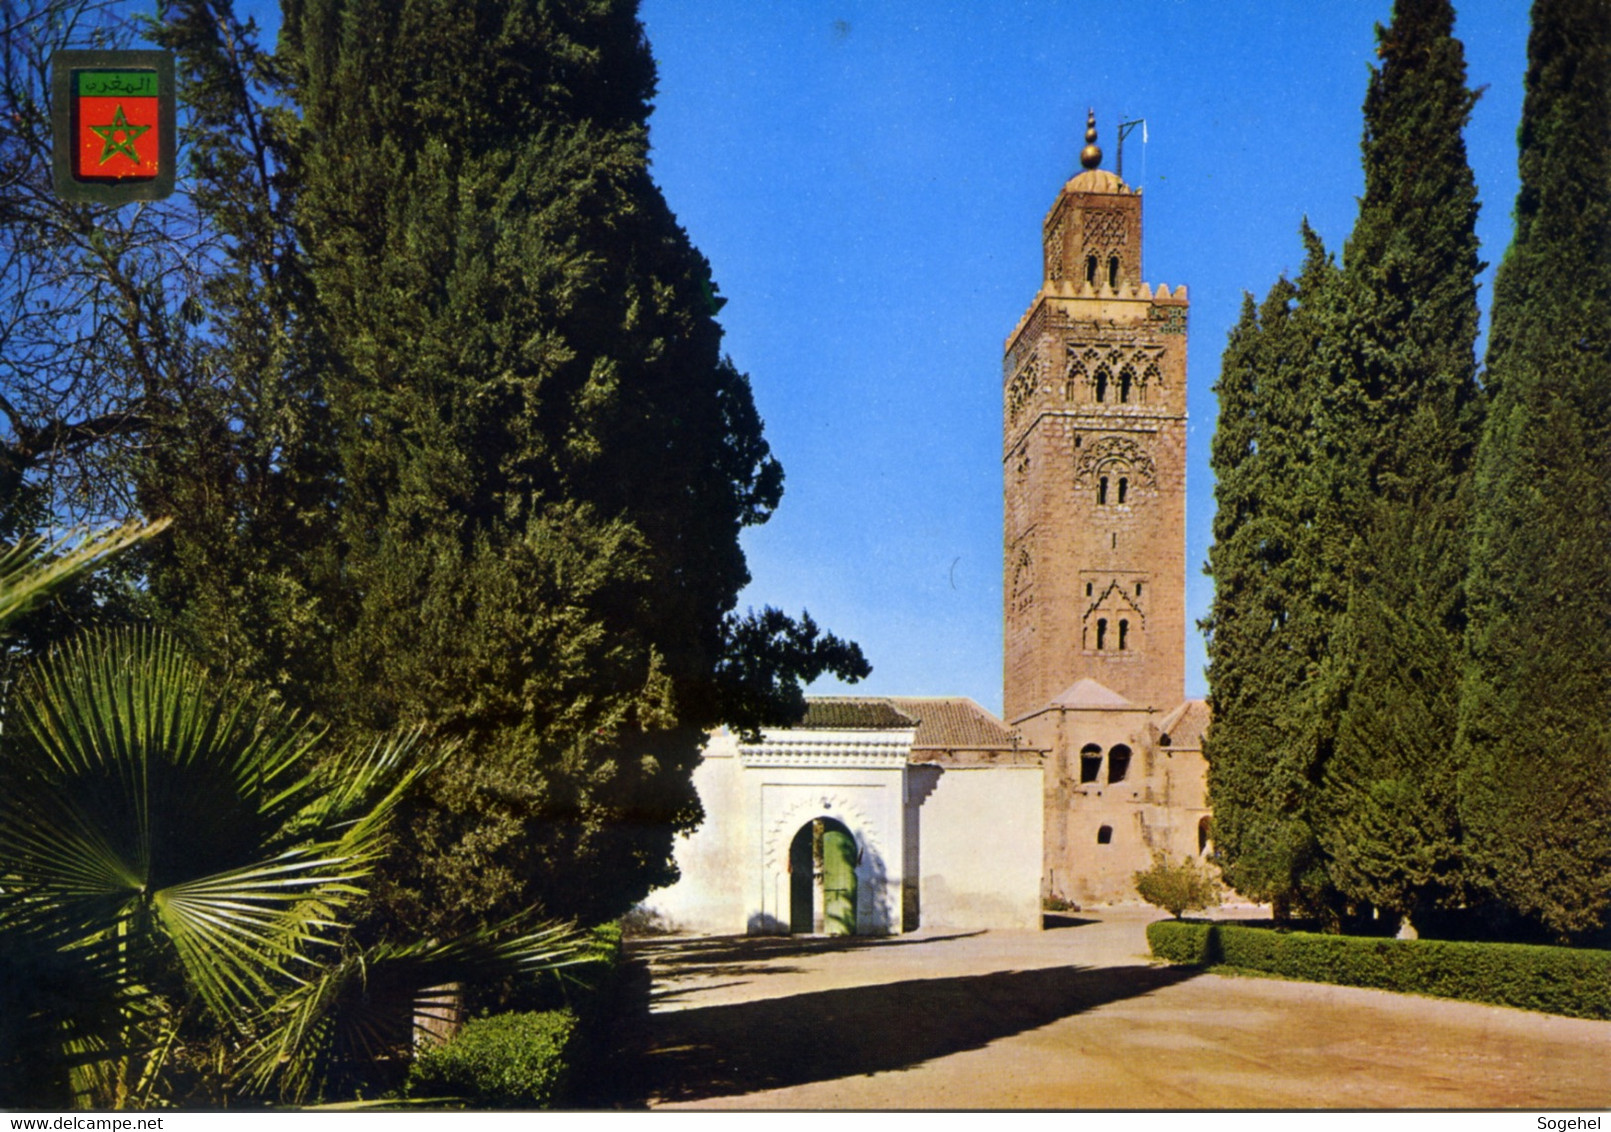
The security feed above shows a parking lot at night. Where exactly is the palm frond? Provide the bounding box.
[239,917,587,1105]
[0,628,436,1103]
[0,520,169,633]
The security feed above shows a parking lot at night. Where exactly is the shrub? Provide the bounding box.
[1134,853,1222,917]
[1146,923,1611,1020]
[408,1009,579,1109]
[1146,920,1213,965]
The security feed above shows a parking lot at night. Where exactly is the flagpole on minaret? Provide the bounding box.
[1116,117,1146,181]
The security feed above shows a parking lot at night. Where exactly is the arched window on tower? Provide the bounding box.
[1098,476,1109,505]
[1119,368,1134,403]
[1108,255,1120,289]
[1118,619,1129,650]
[1065,356,1086,401]
[1108,744,1132,783]
[1096,618,1108,650]
[1079,743,1102,783]
[1085,255,1098,286]
[1117,477,1128,504]
[1094,369,1108,403]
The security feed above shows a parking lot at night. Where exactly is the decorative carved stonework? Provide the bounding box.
[1072,435,1157,489]
[1149,304,1188,335]
[1006,361,1038,423]
[1011,545,1035,614]
[1081,205,1130,255]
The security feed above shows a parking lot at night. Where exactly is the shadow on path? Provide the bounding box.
[633,932,989,1000]
[639,930,988,967]
[604,960,1198,1106]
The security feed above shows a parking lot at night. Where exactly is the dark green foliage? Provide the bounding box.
[139,2,341,705]
[1206,1,1495,929]
[1133,854,1222,918]
[1312,0,1485,928]
[1203,229,1341,917]
[1457,0,1611,943]
[1149,923,1611,1021]
[277,0,866,931]
[1145,920,1214,965]
[407,1009,579,1109]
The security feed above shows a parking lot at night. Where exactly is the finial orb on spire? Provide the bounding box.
[1079,108,1102,170]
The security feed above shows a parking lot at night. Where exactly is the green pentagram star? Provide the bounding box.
[90,105,150,166]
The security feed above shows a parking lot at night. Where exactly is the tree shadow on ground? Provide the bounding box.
[596,960,1198,1107]
[631,931,989,997]
[636,929,987,967]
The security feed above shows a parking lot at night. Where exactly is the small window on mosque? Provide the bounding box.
[1118,619,1129,650]
[1117,477,1128,504]
[1095,618,1108,650]
[1136,581,1143,597]
[1098,476,1109,505]
[1080,743,1102,783]
[1086,581,1093,597]
[1108,745,1132,784]
[1119,370,1133,403]
[1108,255,1120,289]
[1095,370,1108,403]
[1085,255,1098,285]
[1097,825,1113,845]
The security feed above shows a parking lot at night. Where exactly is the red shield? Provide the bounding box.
[74,72,160,180]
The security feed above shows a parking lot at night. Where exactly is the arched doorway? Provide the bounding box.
[787,817,859,935]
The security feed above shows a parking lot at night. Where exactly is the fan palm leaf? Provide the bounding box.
[0,628,435,1105]
[241,917,588,1105]
[0,521,168,632]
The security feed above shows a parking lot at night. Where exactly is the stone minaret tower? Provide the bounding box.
[1003,111,1188,720]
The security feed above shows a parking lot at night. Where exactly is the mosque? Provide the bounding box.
[647,114,1212,934]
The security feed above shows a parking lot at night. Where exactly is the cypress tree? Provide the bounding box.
[1204,227,1341,917]
[141,2,341,703]
[1310,0,1485,931]
[1457,0,1611,942]
[280,0,864,929]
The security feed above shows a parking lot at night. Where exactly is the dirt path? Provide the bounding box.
[602,911,1611,1109]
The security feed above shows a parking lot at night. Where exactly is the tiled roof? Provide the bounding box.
[796,697,917,730]
[886,697,1018,750]
[1157,699,1211,750]
[1047,677,1138,711]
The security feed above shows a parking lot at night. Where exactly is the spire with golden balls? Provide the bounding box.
[1079,108,1102,170]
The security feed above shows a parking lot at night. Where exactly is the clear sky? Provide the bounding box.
[233,1,1532,717]
[635,1,1531,716]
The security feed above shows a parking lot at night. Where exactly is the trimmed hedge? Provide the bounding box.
[409,920,630,1109]
[1147,920,1214,965]
[408,1008,578,1108]
[1146,920,1611,1020]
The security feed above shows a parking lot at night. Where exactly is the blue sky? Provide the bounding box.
[635,1,1531,714]
[233,1,1531,716]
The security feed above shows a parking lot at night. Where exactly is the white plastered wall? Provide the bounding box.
[641,729,748,934]
[911,764,1044,930]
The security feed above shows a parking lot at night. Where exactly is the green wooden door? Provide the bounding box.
[822,826,858,936]
[789,824,814,933]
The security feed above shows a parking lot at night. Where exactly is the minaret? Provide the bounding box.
[1002,111,1188,719]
